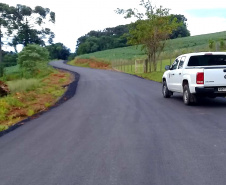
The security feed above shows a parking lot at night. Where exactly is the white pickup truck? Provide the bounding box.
[162,52,226,105]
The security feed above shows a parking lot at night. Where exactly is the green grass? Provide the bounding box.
[7,78,41,93]
[1,63,55,81]
[0,95,24,121]
[27,109,35,117]
[137,72,163,82]
[77,45,145,61]
[0,125,9,132]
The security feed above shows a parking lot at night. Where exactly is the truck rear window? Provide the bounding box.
[188,55,226,66]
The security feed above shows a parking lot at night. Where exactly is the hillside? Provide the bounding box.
[77,31,226,61]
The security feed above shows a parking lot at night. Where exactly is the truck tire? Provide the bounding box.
[183,84,192,105]
[162,81,172,98]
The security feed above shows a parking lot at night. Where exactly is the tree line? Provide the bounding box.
[76,25,129,55]
[76,14,190,56]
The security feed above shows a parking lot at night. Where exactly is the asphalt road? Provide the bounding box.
[1,61,226,185]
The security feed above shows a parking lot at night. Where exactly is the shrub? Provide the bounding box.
[18,44,49,77]
[220,39,225,50]
[209,39,215,51]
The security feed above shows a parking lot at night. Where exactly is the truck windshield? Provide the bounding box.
[188,55,226,66]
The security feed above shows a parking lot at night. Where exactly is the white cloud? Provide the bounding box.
[186,16,226,36]
[153,0,226,11]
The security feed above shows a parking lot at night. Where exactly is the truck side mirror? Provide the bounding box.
[165,65,170,70]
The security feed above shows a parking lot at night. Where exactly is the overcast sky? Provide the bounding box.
[2,0,226,52]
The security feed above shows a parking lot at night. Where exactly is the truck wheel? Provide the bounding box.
[162,81,171,98]
[183,85,191,105]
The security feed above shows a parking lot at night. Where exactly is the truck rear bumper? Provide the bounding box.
[195,87,226,97]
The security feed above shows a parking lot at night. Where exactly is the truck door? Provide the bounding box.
[174,56,186,92]
[168,57,180,91]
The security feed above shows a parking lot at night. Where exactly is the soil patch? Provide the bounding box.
[75,58,112,70]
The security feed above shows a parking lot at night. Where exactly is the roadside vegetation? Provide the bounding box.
[0,70,71,131]
[0,44,72,132]
[0,3,74,132]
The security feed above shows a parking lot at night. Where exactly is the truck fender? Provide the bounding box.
[182,75,191,89]
[162,71,170,83]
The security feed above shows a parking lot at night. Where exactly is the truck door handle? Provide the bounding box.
[171,74,175,75]
[179,73,181,75]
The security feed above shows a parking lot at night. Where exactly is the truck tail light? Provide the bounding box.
[196,72,204,84]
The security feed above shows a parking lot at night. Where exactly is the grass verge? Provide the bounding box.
[135,72,163,82]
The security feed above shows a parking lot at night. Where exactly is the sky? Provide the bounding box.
[1,0,226,52]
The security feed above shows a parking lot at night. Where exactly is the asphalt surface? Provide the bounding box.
[1,60,226,185]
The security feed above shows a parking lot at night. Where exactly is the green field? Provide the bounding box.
[77,31,226,61]
[77,45,145,61]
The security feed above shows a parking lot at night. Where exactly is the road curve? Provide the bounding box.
[1,60,226,185]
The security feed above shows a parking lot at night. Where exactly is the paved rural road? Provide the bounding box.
[1,61,226,185]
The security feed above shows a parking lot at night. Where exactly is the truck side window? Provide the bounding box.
[171,58,180,70]
[178,57,186,69]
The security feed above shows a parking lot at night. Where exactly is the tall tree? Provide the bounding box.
[10,4,55,52]
[0,3,15,63]
[170,14,190,39]
[116,0,180,71]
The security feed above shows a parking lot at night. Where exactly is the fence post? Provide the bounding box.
[124,61,125,72]
[216,43,219,52]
